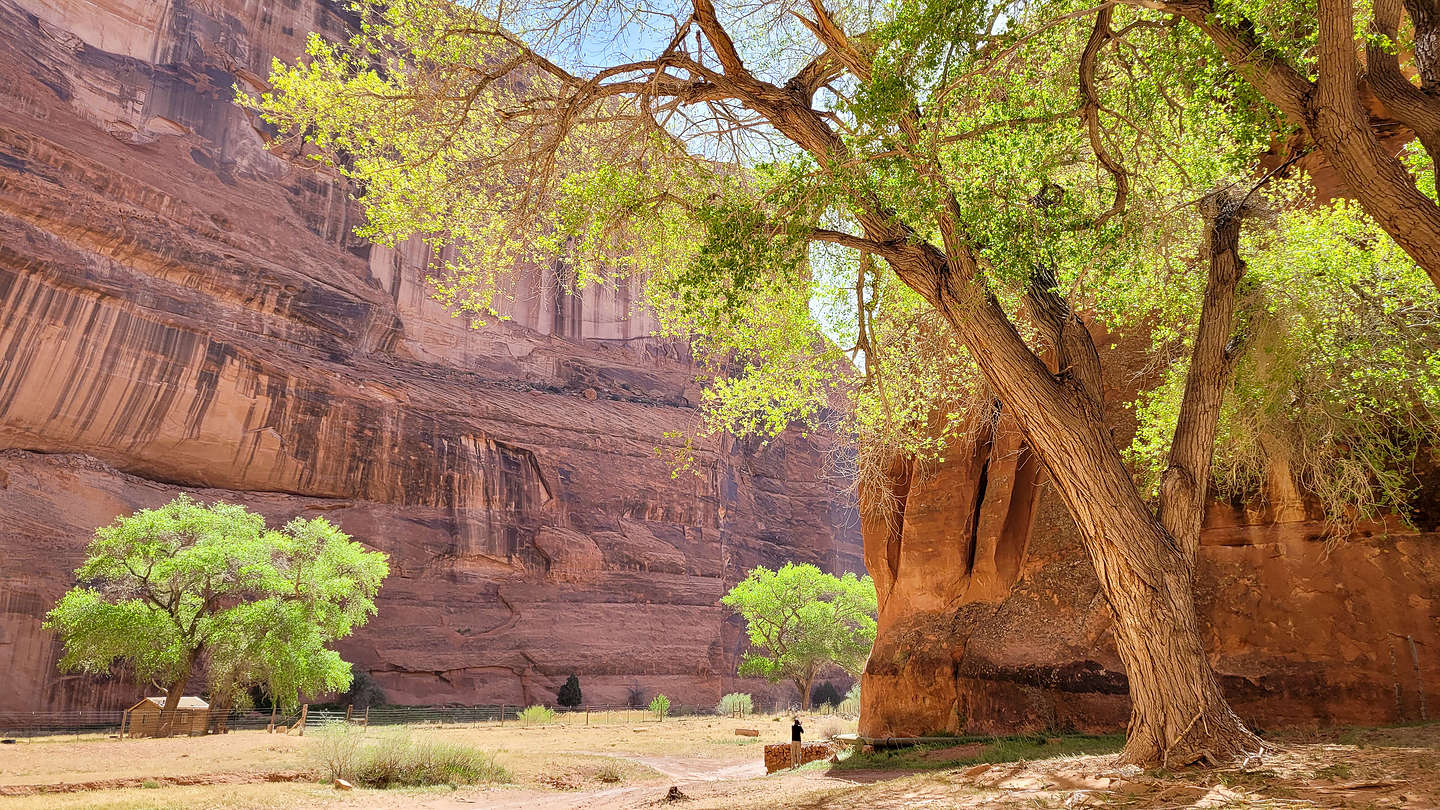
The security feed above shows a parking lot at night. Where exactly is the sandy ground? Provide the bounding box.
[1,718,1435,809]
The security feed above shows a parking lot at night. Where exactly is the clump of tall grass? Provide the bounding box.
[518,704,557,725]
[716,692,754,716]
[310,727,511,788]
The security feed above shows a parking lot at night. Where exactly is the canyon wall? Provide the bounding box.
[860,334,1440,736]
[0,0,862,714]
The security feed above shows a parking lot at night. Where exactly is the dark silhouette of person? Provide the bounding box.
[790,717,804,768]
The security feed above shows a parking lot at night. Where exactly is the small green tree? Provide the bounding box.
[722,564,876,710]
[556,675,582,708]
[44,495,388,730]
[648,694,671,719]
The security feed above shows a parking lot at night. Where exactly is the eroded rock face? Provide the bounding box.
[0,0,861,713]
[860,337,1440,737]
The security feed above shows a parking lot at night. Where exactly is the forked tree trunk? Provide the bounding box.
[969,375,1258,765]
[1064,481,1256,766]
[884,196,1264,766]
[800,671,816,710]
[667,5,1261,764]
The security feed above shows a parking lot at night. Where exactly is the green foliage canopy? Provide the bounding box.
[722,563,876,707]
[248,0,1440,527]
[44,495,389,710]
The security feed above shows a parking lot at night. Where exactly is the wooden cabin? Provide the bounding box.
[123,696,210,737]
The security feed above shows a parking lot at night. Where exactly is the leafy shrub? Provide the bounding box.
[518,704,557,725]
[715,692,754,716]
[648,694,670,719]
[310,729,511,788]
[838,682,861,716]
[557,674,583,708]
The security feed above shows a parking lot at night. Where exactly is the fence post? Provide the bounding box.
[500,704,505,726]
[297,704,308,736]
[346,705,353,724]
[586,706,590,726]
[364,706,370,728]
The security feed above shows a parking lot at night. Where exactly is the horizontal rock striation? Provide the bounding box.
[0,0,861,714]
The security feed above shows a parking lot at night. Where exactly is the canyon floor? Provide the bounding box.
[0,718,1435,809]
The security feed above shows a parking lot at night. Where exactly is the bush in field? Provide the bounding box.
[838,683,861,716]
[312,726,366,780]
[557,674,583,708]
[715,692,753,716]
[310,728,510,788]
[518,704,557,725]
[594,760,625,783]
[648,694,670,719]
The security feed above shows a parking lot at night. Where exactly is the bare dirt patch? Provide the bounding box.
[0,769,315,797]
[1,718,1431,809]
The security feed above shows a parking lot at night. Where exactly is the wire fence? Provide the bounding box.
[0,699,858,740]
[0,707,304,740]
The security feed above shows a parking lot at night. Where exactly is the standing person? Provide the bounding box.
[790,717,804,768]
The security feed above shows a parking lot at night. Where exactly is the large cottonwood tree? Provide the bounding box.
[46,496,389,731]
[250,0,1440,765]
[722,563,877,709]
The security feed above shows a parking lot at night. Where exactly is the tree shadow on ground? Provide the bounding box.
[782,723,1438,810]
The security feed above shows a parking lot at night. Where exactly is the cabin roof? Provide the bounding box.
[129,696,209,711]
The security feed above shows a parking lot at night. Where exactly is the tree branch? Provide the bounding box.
[1157,188,1252,559]
[1079,6,1129,226]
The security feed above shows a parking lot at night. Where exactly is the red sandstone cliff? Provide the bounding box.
[0,0,862,714]
[860,332,1440,736]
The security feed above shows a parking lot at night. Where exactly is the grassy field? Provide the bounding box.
[830,732,1128,771]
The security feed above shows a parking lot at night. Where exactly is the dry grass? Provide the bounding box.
[0,732,309,786]
[3,717,1431,810]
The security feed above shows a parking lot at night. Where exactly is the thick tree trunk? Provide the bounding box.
[975,377,1257,765]
[676,7,1262,764]
[1068,489,1257,766]
[917,247,1262,766]
[159,655,196,738]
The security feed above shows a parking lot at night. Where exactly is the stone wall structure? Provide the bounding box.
[0,0,862,714]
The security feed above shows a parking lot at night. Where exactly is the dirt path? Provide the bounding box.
[0,769,315,797]
[418,725,1440,810]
